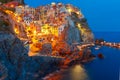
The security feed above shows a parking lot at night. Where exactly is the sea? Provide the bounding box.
[45,32,120,80]
[23,1,120,79]
[83,32,120,80]
[64,32,120,80]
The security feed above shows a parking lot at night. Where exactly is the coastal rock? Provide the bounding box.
[40,43,52,55]
[0,31,28,80]
[65,26,82,45]
[0,31,61,80]
[0,63,8,80]
[0,2,95,80]
[78,18,94,42]
[60,13,94,45]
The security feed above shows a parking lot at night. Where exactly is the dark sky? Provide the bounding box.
[24,0,120,32]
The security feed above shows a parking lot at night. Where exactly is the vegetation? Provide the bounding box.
[0,0,24,5]
[0,20,11,32]
[0,0,14,3]
[0,20,9,26]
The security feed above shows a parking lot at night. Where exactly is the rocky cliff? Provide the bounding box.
[62,13,94,45]
[0,31,94,80]
[0,31,61,80]
[0,2,95,79]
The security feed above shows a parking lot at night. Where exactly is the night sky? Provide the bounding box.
[24,0,120,32]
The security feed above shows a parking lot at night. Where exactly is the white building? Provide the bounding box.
[15,6,23,15]
[58,24,65,35]
[23,16,32,25]
[24,5,30,13]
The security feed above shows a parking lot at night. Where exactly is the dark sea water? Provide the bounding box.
[84,32,120,80]
[23,1,120,79]
[60,32,120,80]
[43,32,120,80]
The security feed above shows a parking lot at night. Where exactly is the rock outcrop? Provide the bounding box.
[62,13,94,45]
[0,2,95,79]
[0,31,60,80]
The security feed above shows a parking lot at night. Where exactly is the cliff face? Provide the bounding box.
[60,12,94,45]
[0,2,94,46]
[0,31,27,80]
[0,2,95,79]
[0,31,94,80]
[0,31,61,80]
[64,25,82,45]
[78,18,94,43]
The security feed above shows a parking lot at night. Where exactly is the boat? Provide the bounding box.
[95,47,99,50]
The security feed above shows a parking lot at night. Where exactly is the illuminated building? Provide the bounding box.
[0,2,94,56]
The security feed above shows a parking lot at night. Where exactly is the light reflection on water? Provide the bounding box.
[69,65,89,80]
[46,64,89,80]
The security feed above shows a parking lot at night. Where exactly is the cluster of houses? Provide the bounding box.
[15,3,84,36]
[1,1,86,43]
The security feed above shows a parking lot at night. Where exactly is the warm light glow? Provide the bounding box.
[18,5,23,8]
[41,24,58,36]
[18,17,21,20]
[77,23,85,34]
[71,65,89,80]
[14,13,18,16]
[10,5,14,8]
[14,27,19,34]
[67,8,72,13]
[17,20,20,22]
[5,10,13,14]
[51,38,54,41]
[1,3,88,57]
[76,11,80,15]
[38,33,42,36]
[33,30,36,35]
